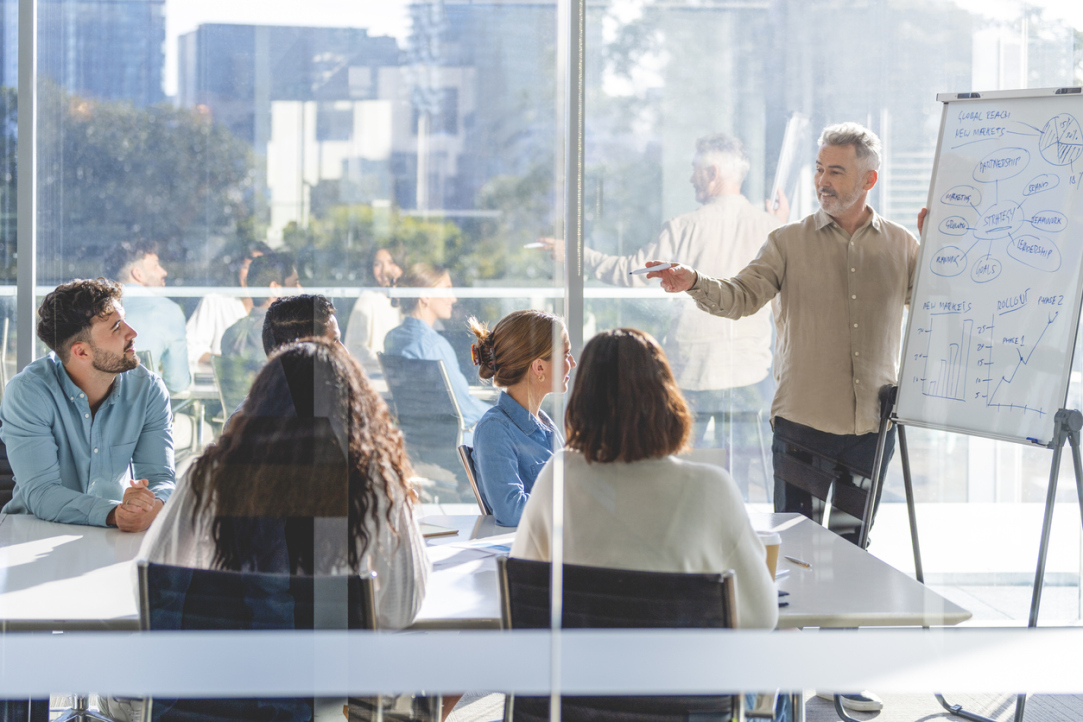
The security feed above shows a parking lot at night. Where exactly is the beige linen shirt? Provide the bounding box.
[584,194,780,390]
[687,207,919,436]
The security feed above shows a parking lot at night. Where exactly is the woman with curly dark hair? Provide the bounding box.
[138,338,430,629]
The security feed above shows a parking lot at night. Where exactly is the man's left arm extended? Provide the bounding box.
[132,377,176,504]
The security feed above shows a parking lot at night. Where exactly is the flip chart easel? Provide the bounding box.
[872,87,1083,722]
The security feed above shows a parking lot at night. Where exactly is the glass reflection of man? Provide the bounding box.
[541,133,787,456]
[649,123,918,540]
[105,240,192,394]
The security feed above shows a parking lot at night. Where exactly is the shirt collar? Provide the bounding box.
[814,205,883,234]
[498,391,551,435]
[50,352,123,406]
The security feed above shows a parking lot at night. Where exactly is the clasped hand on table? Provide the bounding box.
[105,479,162,532]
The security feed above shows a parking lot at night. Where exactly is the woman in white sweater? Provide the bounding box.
[511,327,777,631]
[140,338,430,630]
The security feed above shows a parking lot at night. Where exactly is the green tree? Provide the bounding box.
[34,83,259,283]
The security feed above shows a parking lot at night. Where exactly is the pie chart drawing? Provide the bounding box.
[1039,114,1083,166]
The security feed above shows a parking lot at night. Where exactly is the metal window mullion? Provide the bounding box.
[16,0,37,371]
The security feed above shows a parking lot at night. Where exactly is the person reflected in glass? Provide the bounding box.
[186,241,271,368]
[513,328,778,629]
[105,240,191,394]
[383,262,490,428]
[467,310,574,526]
[344,243,405,377]
[216,252,301,409]
[140,339,430,629]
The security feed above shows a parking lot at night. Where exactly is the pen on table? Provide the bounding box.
[784,555,811,569]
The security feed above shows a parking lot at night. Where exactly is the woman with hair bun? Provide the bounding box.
[468,310,575,526]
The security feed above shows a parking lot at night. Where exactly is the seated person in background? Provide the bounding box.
[0,279,175,530]
[383,262,490,428]
[186,241,271,367]
[345,243,405,377]
[216,252,300,406]
[140,339,430,629]
[223,294,341,424]
[105,240,191,394]
[512,328,777,630]
[468,310,574,526]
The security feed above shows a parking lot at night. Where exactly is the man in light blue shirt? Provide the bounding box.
[105,240,191,394]
[0,278,175,530]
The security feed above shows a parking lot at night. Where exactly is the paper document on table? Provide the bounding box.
[427,533,516,570]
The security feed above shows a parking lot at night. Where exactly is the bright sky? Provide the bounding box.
[162,0,1083,99]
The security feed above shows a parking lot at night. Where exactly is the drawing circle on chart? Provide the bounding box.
[938,216,970,236]
[1039,114,1083,166]
[1008,235,1062,273]
[973,147,1030,183]
[931,245,966,277]
[973,200,1024,240]
[970,254,1001,283]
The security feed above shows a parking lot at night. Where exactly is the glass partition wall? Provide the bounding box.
[7,0,1083,716]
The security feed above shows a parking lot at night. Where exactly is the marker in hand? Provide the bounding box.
[630,262,678,275]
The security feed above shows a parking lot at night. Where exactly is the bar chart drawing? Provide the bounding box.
[922,316,973,401]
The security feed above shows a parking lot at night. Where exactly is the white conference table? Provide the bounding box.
[0,510,970,632]
[413,512,972,630]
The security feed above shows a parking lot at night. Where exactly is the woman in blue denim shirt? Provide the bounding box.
[383,263,491,428]
[467,310,575,526]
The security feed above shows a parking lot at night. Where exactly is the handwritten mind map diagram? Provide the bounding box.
[899,96,1083,445]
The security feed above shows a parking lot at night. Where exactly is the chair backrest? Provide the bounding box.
[210,354,255,414]
[0,424,13,510]
[498,557,735,630]
[138,561,376,721]
[457,445,491,515]
[378,353,464,446]
[498,557,737,722]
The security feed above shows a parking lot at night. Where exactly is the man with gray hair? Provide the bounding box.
[649,122,918,539]
[649,122,918,713]
[541,132,786,468]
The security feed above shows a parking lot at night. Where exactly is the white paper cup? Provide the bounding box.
[757,531,782,580]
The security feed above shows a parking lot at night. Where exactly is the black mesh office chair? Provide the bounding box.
[137,561,438,722]
[0,427,14,510]
[499,557,777,722]
[378,353,470,502]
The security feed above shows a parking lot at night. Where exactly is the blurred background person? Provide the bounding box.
[216,253,300,409]
[541,134,785,479]
[468,310,574,526]
[105,240,191,394]
[383,262,490,429]
[186,241,271,368]
[345,243,406,377]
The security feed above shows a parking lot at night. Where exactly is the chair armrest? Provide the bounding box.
[746,691,780,719]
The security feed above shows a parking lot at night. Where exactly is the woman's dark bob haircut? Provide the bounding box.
[565,328,691,463]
